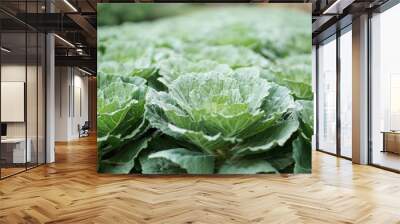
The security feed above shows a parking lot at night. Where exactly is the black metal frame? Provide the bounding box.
[0,0,47,180]
[367,11,372,166]
[336,19,341,158]
[315,44,319,151]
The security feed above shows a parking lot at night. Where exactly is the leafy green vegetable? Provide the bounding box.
[145,70,299,168]
[97,73,151,173]
[98,135,152,174]
[98,4,200,26]
[292,133,312,173]
[148,148,215,174]
[97,5,312,174]
[295,100,314,139]
[182,45,270,69]
[218,159,277,174]
[261,54,313,100]
[158,57,232,87]
[232,119,299,158]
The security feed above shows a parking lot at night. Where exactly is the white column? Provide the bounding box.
[45,0,56,163]
[352,14,369,164]
[46,32,55,163]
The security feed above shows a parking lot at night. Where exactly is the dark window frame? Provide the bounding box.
[0,0,47,180]
[315,21,353,161]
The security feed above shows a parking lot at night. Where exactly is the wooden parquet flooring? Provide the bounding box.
[1,167,26,178]
[1,135,400,224]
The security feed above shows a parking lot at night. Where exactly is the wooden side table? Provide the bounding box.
[381,131,400,154]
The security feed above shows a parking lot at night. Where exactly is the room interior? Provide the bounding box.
[313,0,400,172]
[0,0,96,179]
[0,30,46,178]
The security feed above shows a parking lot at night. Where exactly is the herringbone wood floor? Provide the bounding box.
[1,136,400,224]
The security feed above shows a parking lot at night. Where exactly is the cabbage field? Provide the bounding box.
[97,5,313,174]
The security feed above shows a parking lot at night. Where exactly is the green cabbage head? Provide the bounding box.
[145,68,301,174]
[97,74,151,173]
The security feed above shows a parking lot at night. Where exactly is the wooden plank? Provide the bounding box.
[0,135,400,223]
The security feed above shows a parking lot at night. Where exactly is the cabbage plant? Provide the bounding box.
[261,54,313,100]
[97,73,152,173]
[97,5,313,174]
[144,69,305,174]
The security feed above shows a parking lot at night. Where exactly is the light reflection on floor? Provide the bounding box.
[372,150,400,171]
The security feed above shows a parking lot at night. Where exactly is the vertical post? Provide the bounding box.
[46,1,55,163]
[352,14,369,164]
[367,12,373,165]
[336,29,341,157]
[25,1,28,170]
[0,23,2,179]
[36,0,39,167]
[315,45,320,150]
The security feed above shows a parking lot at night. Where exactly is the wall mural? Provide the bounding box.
[97,3,313,174]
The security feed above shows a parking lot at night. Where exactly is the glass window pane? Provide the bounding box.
[371,4,400,171]
[38,33,45,165]
[340,29,352,158]
[26,0,39,169]
[318,37,337,154]
[27,31,38,169]
[1,31,27,177]
[0,0,46,179]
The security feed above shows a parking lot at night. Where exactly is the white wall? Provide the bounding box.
[1,63,46,164]
[1,65,34,138]
[55,66,70,141]
[71,73,89,138]
[1,65,26,140]
[55,67,89,141]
